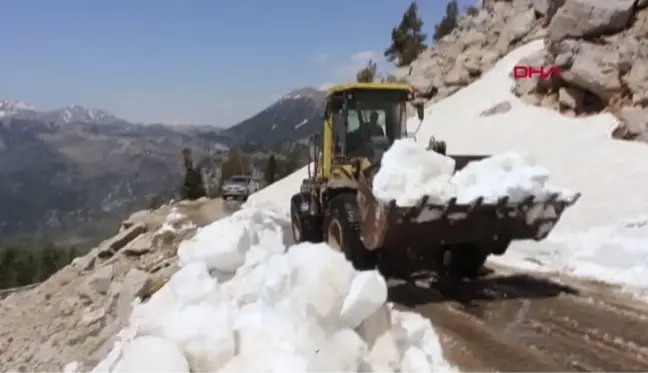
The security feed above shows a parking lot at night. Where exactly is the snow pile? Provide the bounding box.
[88,205,455,372]
[373,138,577,207]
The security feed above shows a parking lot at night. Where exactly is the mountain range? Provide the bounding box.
[0,86,326,249]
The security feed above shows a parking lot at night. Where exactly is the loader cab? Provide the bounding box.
[324,84,416,162]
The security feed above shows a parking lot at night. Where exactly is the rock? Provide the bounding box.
[79,306,106,327]
[631,8,648,37]
[613,106,648,140]
[550,39,581,68]
[558,86,585,110]
[562,50,622,102]
[532,0,551,15]
[444,65,471,86]
[122,234,153,256]
[548,0,635,42]
[114,268,150,319]
[84,265,114,295]
[622,61,648,105]
[506,9,537,43]
[480,101,512,116]
[98,224,147,259]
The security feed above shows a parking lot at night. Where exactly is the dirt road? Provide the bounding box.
[389,265,648,372]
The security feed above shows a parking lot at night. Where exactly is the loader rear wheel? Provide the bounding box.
[324,194,377,271]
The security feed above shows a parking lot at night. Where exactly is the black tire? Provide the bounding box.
[290,193,322,243]
[323,194,377,271]
[440,244,488,279]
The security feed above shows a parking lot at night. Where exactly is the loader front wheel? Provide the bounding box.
[290,193,322,243]
[324,194,377,271]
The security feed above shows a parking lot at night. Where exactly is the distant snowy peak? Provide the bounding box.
[279,86,326,101]
[0,99,35,118]
[0,100,128,126]
[56,105,121,124]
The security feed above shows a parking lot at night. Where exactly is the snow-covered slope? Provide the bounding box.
[0,99,34,118]
[405,40,648,296]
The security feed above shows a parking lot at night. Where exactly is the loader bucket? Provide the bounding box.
[356,170,581,251]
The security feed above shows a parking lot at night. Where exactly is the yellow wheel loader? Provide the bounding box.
[289,82,580,279]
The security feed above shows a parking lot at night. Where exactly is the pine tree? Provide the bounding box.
[278,149,302,178]
[220,148,252,186]
[356,59,377,82]
[384,2,427,67]
[433,0,459,42]
[180,148,206,200]
[37,242,64,282]
[264,154,277,185]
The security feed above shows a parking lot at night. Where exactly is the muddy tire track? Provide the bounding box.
[388,268,648,372]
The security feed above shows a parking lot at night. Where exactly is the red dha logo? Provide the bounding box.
[513,65,561,80]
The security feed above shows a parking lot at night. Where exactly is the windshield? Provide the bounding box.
[229,176,250,183]
[345,98,405,157]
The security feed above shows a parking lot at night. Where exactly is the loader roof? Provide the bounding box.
[324,82,412,97]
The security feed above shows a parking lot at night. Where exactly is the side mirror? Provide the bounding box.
[416,104,424,121]
[309,133,320,159]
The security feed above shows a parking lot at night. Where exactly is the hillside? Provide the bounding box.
[0,104,241,249]
[224,86,326,150]
[0,86,326,249]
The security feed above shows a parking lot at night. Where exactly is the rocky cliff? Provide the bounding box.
[0,198,233,372]
[394,0,648,144]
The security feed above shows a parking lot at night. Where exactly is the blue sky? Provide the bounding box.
[1,0,476,127]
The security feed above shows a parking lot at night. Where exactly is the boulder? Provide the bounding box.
[613,106,648,141]
[561,48,622,102]
[622,61,648,106]
[548,0,635,42]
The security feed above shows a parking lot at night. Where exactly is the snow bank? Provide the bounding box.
[373,138,576,206]
[89,207,455,372]
[491,215,648,300]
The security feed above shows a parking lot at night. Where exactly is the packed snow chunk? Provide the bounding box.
[364,329,401,372]
[391,310,458,372]
[168,261,220,304]
[401,346,436,373]
[309,328,369,371]
[177,205,289,274]
[112,336,189,373]
[232,303,329,371]
[339,270,388,328]
[64,361,80,373]
[451,151,577,204]
[155,208,195,237]
[373,138,455,206]
[282,242,356,325]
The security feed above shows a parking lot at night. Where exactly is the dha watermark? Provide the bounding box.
[512,65,561,80]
